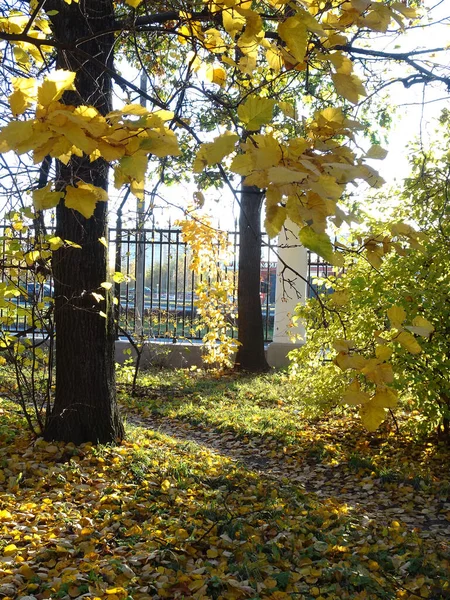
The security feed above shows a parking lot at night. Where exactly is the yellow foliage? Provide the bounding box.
[387,305,406,328]
[237,96,276,131]
[193,132,239,172]
[33,184,63,212]
[65,182,108,219]
[396,331,422,354]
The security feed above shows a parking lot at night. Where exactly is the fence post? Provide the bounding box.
[266,221,307,368]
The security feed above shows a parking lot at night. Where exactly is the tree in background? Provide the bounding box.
[0,0,449,442]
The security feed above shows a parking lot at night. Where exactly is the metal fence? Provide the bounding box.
[0,223,338,342]
[0,224,278,342]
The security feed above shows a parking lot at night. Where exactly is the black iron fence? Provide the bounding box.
[0,223,337,343]
[0,224,278,342]
[110,225,279,341]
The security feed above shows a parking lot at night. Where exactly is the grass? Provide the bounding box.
[118,367,450,487]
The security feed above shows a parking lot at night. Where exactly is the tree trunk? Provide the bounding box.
[44,0,124,444]
[234,183,270,372]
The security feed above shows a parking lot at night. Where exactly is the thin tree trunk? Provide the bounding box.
[235,182,270,372]
[44,0,124,444]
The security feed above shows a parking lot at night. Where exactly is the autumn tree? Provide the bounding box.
[115,0,450,371]
[0,0,449,442]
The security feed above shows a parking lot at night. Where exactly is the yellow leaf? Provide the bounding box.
[25,250,40,266]
[100,282,112,290]
[267,166,307,184]
[105,588,127,596]
[362,361,394,385]
[375,345,393,362]
[0,120,35,154]
[4,544,18,556]
[405,316,434,338]
[366,145,388,160]
[278,16,308,63]
[138,129,180,157]
[391,2,419,18]
[332,339,354,353]
[55,120,97,155]
[264,204,286,238]
[112,272,127,283]
[0,509,12,520]
[161,479,171,492]
[95,140,125,162]
[117,155,148,183]
[362,4,392,32]
[19,564,36,580]
[250,134,282,170]
[310,175,343,200]
[278,101,296,119]
[222,8,246,39]
[335,352,366,371]
[345,354,368,370]
[33,184,63,212]
[266,46,283,72]
[230,152,254,176]
[366,249,383,269]
[371,388,398,409]
[65,183,108,219]
[237,96,275,131]
[387,305,406,328]
[360,402,387,432]
[38,70,76,107]
[9,77,37,116]
[193,132,239,172]
[343,387,371,406]
[332,73,367,104]
[205,65,227,87]
[98,237,108,248]
[396,331,422,354]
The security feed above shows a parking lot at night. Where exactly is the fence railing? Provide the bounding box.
[0,224,339,343]
[0,224,279,342]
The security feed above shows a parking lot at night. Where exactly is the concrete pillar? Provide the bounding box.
[266,221,308,368]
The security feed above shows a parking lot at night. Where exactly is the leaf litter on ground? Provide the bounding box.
[0,369,449,600]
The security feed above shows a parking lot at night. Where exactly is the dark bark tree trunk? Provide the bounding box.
[44,0,124,444]
[234,182,270,372]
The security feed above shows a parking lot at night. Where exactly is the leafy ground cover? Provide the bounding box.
[0,369,449,600]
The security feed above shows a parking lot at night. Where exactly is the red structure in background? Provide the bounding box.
[260,261,277,304]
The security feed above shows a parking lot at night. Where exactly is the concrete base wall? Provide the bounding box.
[266,341,304,368]
[115,339,303,370]
[115,339,205,369]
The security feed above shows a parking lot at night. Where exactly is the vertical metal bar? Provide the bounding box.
[174,228,179,341]
[157,229,163,336]
[149,221,155,337]
[182,236,188,338]
[166,223,171,337]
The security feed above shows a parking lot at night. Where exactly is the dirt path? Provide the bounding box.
[126,412,450,545]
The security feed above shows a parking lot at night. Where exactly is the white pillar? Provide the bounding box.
[267,221,308,368]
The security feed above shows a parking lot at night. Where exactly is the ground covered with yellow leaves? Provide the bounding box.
[1,369,450,600]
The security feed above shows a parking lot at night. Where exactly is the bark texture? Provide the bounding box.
[234,183,270,372]
[44,0,124,444]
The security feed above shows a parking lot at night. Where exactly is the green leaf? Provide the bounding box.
[237,96,275,131]
[299,226,334,263]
